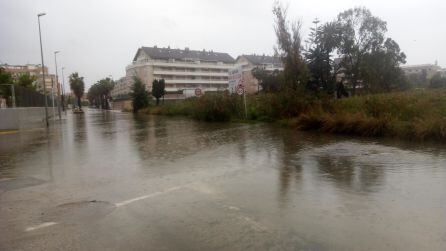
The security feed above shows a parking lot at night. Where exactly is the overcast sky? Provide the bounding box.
[1,0,445,88]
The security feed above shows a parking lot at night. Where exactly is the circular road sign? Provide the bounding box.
[236,85,244,95]
[195,88,202,97]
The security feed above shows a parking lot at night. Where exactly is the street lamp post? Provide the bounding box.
[37,12,49,127]
[11,84,15,108]
[61,67,66,113]
[54,51,61,119]
[51,77,56,120]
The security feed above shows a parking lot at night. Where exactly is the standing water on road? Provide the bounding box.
[1,109,446,250]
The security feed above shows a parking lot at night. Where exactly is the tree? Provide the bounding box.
[335,7,387,95]
[87,77,114,109]
[0,67,14,102]
[69,72,85,110]
[305,20,341,94]
[17,74,37,90]
[361,38,407,92]
[429,73,446,89]
[273,2,309,91]
[407,71,428,88]
[151,79,165,105]
[131,76,149,112]
[252,67,283,92]
[97,78,114,109]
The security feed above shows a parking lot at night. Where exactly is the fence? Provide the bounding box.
[0,85,58,108]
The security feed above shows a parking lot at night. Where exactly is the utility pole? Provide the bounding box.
[54,51,61,119]
[37,12,49,127]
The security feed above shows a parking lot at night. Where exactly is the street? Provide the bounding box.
[1,110,446,250]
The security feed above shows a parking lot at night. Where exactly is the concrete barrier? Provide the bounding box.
[0,107,51,130]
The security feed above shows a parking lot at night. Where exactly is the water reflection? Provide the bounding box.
[276,130,304,206]
[73,113,87,143]
[1,110,446,250]
[313,144,385,193]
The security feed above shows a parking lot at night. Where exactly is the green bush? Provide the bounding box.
[190,94,238,122]
[139,89,446,141]
[295,89,446,140]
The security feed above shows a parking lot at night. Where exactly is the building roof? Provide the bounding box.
[239,54,282,67]
[134,46,235,63]
[401,64,441,70]
[1,63,44,69]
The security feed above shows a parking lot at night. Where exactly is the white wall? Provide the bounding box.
[0,108,51,130]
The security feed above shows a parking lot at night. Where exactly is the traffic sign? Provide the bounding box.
[229,66,243,93]
[195,88,202,96]
[236,85,244,95]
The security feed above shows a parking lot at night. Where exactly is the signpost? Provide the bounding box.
[229,66,247,119]
[195,88,202,97]
[236,84,244,95]
[228,67,243,94]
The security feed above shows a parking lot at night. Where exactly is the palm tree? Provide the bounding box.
[69,72,85,110]
[87,77,115,109]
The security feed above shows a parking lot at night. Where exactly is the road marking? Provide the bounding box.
[114,183,269,233]
[225,205,240,211]
[25,222,58,232]
[115,186,183,207]
[0,130,18,135]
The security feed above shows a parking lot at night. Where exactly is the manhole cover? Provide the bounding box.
[42,200,115,224]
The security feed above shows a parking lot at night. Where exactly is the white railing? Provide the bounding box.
[164,79,228,84]
[127,61,235,71]
[153,70,228,77]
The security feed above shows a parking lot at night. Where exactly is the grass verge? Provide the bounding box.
[137,89,446,141]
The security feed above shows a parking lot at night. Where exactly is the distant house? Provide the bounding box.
[110,76,131,99]
[126,46,235,99]
[1,63,58,94]
[401,63,445,87]
[235,55,283,94]
[401,64,442,80]
[439,68,446,78]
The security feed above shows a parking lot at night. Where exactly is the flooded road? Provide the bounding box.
[1,109,446,250]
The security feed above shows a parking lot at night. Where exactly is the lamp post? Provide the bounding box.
[51,76,56,120]
[54,51,61,119]
[37,12,49,127]
[61,67,66,113]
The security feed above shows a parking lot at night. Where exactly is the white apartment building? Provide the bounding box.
[126,46,235,99]
[110,76,131,99]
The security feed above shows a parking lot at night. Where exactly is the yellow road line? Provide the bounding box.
[0,130,19,135]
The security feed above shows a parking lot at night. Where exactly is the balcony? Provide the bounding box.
[128,61,234,70]
[153,70,228,77]
[164,79,228,84]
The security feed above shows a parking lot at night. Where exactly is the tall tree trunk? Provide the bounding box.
[156,98,159,106]
[77,96,82,109]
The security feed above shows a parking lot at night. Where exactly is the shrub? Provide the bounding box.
[191,93,237,122]
[131,77,149,113]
